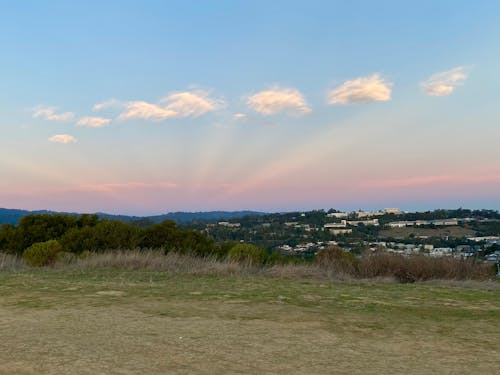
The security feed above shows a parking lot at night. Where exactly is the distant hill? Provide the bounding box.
[0,208,265,226]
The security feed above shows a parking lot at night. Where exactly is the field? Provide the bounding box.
[378,226,476,239]
[1,268,499,375]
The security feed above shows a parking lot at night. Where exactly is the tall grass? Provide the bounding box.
[358,253,493,282]
[0,249,496,283]
[0,253,26,271]
[69,250,259,276]
[314,248,494,282]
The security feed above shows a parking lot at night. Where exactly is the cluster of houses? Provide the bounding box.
[278,241,338,255]
[276,238,500,261]
[387,218,466,228]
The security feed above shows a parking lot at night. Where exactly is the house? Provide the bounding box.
[347,219,379,226]
[326,212,348,218]
[324,220,347,229]
[329,229,353,235]
[384,208,401,215]
[355,211,384,218]
[387,221,407,228]
[218,221,241,228]
[431,219,458,226]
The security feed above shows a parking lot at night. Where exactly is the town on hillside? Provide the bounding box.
[184,208,500,263]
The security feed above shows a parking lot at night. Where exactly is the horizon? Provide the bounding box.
[1,1,499,214]
[1,205,498,218]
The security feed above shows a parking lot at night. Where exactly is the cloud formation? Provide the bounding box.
[246,86,311,115]
[119,90,223,121]
[233,113,248,120]
[93,98,122,111]
[421,67,468,96]
[327,74,392,104]
[33,106,74,121]
[48,134,76,144]
[76,116,111,128]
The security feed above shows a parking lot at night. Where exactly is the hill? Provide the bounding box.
[0,208,264,226]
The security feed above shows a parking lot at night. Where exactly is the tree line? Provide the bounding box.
[0,214,220,257]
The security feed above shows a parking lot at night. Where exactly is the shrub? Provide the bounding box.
[227,243,267,265]
[316,246,359,276]
[23,240,63,267]
[358,253,494,283]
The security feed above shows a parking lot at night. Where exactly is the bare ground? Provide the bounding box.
[0,270,499,374]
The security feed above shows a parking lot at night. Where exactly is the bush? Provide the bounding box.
[23,240,63,267]
[227,243,267,265]
[316,246,359,276]
[358,253,493,283]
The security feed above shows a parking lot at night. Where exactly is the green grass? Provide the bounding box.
[0,269,499,374]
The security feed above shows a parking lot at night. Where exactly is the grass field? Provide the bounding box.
[1,269,499,374]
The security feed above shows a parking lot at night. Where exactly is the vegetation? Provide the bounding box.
[22,239,63,267]
[0,212,498,281]
[227,243,268,265]
[0,268,498,374]
[0,214,220,257]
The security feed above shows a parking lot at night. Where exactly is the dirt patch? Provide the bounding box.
[95,290,125,297]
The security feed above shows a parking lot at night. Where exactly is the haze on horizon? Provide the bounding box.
[1,1,499,216]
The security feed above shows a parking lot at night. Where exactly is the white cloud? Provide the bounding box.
[421,67,468,96]
[246,86,311,115]
[119,90,223,121]
[33,106,74,121]
[327,74,392,104]
[48,134,76,144]
[92,98,122,111]
[160,91,223,117]
[119,101,177,121]
[76,116,111,128]
[233,113,248,120]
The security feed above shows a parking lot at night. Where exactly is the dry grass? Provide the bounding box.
[69,250,256,275]
[0,253,26,271]
[0,269,499,374]
[358,253,493,282]
[1,250,496,285]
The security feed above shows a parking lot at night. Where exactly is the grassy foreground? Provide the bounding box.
[0,269,499,374]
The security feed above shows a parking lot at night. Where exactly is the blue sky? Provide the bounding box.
[0,1,499,214]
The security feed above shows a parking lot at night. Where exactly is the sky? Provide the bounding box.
[0,0,499,215]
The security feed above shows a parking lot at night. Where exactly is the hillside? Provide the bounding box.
[0,208,264,226]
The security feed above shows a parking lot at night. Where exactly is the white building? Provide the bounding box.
[347,219,379,226]
[329,229,353,235]
[384,208,401,214]
[324,220,347,229]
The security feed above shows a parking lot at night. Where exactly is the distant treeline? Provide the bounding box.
[0,214,223,257]
[379,209,500,223]
[0,207,264,226]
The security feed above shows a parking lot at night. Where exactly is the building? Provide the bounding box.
[355,211,384,218]
[218,221,241,228]
[324,221,347,229]
[329,229,353,235]
[346,219,379,226]
[384,208,401,215]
